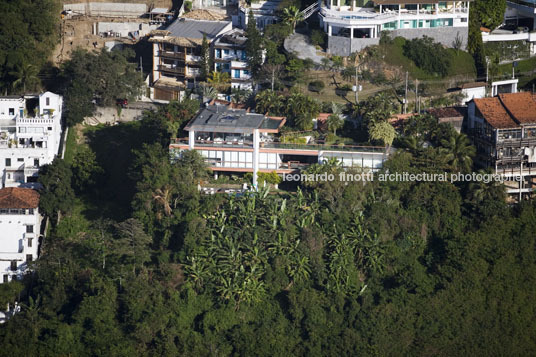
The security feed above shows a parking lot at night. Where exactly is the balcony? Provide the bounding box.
[158,65,185,75]
[171,137,388,153]
[159,51,186,61]
[231,61,248,69]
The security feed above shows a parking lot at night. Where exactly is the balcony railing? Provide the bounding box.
[158,65,185,75]
[171,138,388,153]
[159,51,186,60]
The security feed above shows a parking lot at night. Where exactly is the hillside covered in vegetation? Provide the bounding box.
[0,102,535,356]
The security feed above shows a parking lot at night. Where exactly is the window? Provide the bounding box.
[17,158,23,162]
[46,97,50,106]
[216,49,222,58]
[29,208,34,215]
[244,70,249,75]
[5,158,11,167]
[224,49,229,55]
[26,254,33,263]
[234,70,240,79]
[9,108,14,115]
[34,159,39,167]
[48,127,52,131]
[3,275,7,283]
[26,225,34,234]
[19,127,26,133]
[10,261,17,271]
[241,51,247,60]
[28,238,33,248]
[461,18,468,23]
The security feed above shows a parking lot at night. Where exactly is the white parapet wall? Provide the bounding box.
[64,2,147,18]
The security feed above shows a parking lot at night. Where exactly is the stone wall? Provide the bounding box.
[328,36,380,56]
[391,27,468,49]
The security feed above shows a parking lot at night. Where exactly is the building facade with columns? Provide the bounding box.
[319,0,471,55]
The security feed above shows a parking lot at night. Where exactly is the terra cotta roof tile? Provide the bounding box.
[0,188,40,209]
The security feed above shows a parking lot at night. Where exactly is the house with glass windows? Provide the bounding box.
[170,104,388,187]
[213,29,254,90]
[149,18,232,101]
[467,92,536,196]
[319,0,471,55]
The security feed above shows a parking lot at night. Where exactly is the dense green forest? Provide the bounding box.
[0,0,59,94]
[1,102,535,356]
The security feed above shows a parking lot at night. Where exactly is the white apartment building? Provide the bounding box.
[319,0,471,55]
[214,29,254,90]
[0,92,63,188]
[0,187,41,284]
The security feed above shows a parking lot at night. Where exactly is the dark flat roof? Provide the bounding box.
[165,18,230,40]
[185,105,283,133]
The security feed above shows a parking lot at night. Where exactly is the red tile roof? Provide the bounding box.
[0,188,40,209]
[473,97,518,129]
[473,92,536,129]
[498,92,536,125]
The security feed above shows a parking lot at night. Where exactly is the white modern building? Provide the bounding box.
[170,104,388,186]
[0,92,63,188]
[0,187,41,284]
[214,29,254,90]
[319,0,471,55]
[238,0,281,30]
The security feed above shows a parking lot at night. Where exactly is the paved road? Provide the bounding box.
[284,33,325,65]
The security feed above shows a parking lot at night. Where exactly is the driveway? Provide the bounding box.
[284,33,325,65]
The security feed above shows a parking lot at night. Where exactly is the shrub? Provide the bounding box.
[184,1,192,12]
[403,36,451,77]
[379,30,393,45]
[308,80,325,93]
[311,29,327,47]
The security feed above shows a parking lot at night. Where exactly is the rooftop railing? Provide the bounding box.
[171,138,387,153]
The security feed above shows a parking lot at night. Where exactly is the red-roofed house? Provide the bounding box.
[468,92,536,195]
[0,187,41,284]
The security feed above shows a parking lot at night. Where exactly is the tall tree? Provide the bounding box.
[245,11,264,85]
[37,158,76,220]
[199,34,212,81]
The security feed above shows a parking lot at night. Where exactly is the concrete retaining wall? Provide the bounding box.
[328,36,380,56]
[391,27,468,49]
[328,27,468,56]
[97,22,159,37]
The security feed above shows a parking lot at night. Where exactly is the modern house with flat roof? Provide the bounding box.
[149,18,232,101]
[170,104,389,186]
[0,187,41,284]
[319,0,471,55]
[467,92,536,195]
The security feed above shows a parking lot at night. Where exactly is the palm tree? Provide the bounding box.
[9,64,40,93]
[281,6,304,34]
[198,85,218,100]
[326,102,344,135]
[207,71,230,91]
[255,90,282,115]
[440,132,476,172]
[231,87,251,104]
[368,121,396,151]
